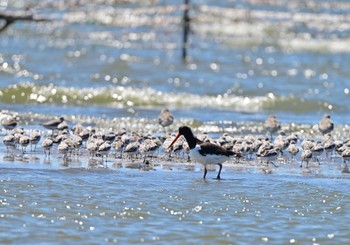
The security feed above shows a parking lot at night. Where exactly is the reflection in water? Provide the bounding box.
[341,164,350,173]
[1,1,350,243]
[88,158,104,168]
[43,158,51,165]
[3,154,15,162]
[61,159,69,167]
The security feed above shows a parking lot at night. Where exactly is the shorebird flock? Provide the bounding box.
[1,109,349,177]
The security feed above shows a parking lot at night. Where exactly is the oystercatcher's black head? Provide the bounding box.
[169,126,196,149]
[178,126,193,137]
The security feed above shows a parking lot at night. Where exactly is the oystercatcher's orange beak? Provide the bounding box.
[168,133,181,149]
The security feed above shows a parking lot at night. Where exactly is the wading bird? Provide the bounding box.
[169,126,239,179]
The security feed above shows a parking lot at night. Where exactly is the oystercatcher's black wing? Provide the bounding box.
[198,142,236,157]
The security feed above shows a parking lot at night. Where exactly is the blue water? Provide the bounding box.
[1,163,350,244]
[1,0,350,126]
[1,0,350,243]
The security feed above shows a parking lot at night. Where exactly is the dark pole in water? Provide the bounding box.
[182,0,190,61]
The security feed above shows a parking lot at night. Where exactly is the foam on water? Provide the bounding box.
[2,1,350,243]
[1,0,350,124]
[0,82,337,113]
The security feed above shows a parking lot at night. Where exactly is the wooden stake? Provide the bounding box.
[182,0,190,61]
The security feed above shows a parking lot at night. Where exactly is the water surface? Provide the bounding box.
[1,0,350,243]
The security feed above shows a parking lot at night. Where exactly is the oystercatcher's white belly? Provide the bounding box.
[190,145,229,166]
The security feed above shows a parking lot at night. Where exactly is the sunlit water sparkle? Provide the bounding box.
[1,165,350,244]
[2,0,350,243]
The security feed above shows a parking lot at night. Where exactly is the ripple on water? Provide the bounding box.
[0,164,350,243]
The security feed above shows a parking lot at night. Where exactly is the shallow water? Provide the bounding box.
[0,137,350,244]
[1,0,350,126]
[1,162,350,244]
[2,0,350,244]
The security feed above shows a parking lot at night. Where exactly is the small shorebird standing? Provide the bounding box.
[158,108,174,132]
[264,115,281,140]
[97,140,112,163]
[19,134,30,154]
[139,137,159,161]
[287,140,299,161]
[57,120,68,131]
[42,116,65,135]
[87,139,99,158]
[58,140,70,160]
[311,141,323,165]
[113,136,125,158]
[341,149,350,173]
[273,131,289,156]
[29,130,41,151]
[169,126,240,179]
[301,138,314,151]
[1,116,18,131]
[3,134,16,153]
[318,114,334,135]
[256,147,278,167]
[72,124,84,135]
[301,149,312,168]
[124,140,141,160]
[41,137,54,158]
[71,135,83,154]
[341,148,350,167]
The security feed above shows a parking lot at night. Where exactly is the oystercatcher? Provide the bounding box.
[169,126,239,179]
